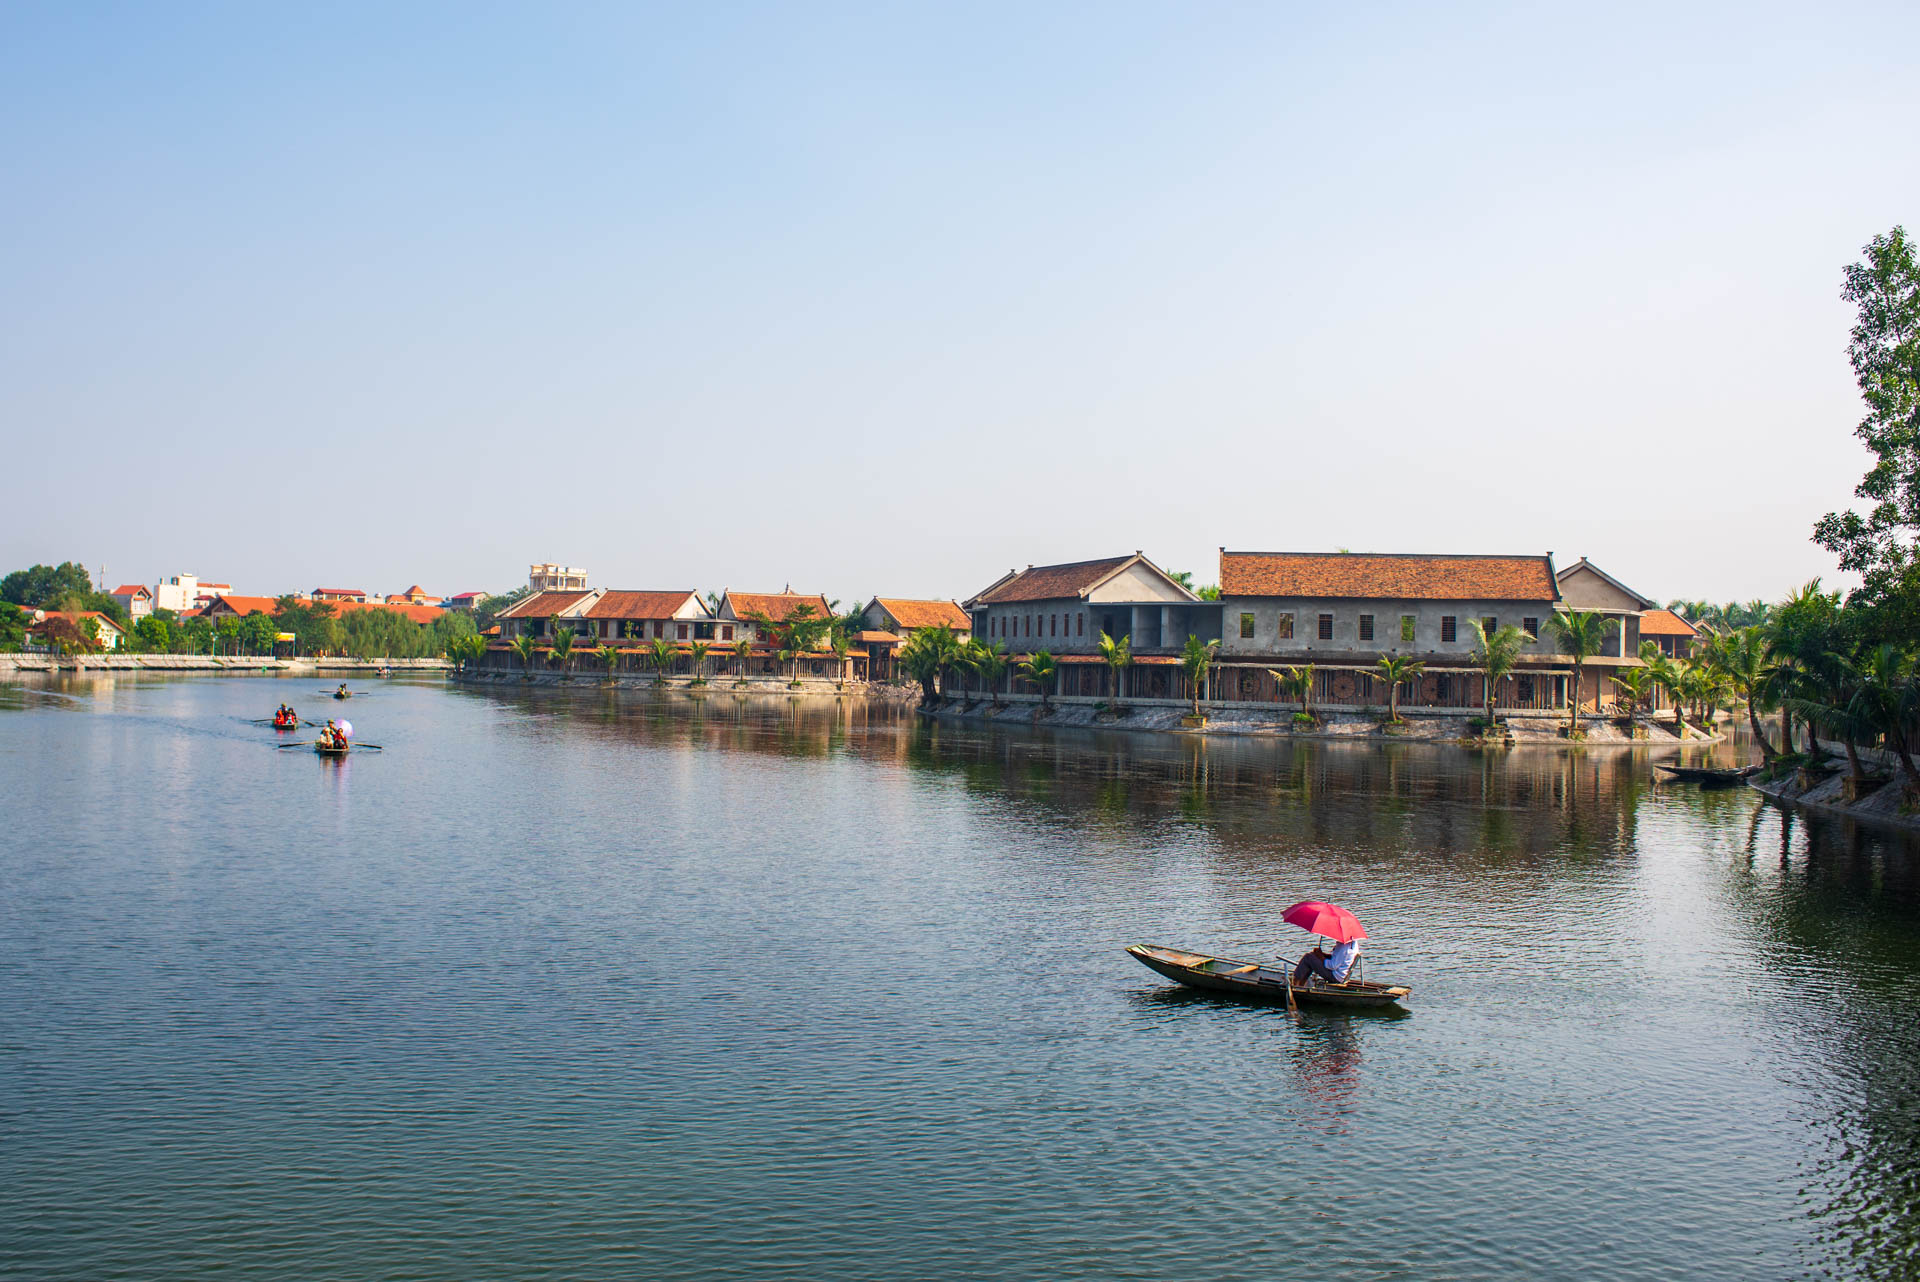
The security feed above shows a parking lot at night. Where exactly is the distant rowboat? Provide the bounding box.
[1126,944,1410,1009]
[1657,764,1757,787]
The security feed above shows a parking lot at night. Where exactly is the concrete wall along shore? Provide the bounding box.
[0,655,451,674]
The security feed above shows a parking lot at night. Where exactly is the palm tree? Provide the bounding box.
[1544,609,1617,731]
[897,629,944,705]
[1020,649,1058,711]
[828,632,849,688]
[1179,634,1219,716]
[971,637,1009,707]
[597,643,619,682]
[1374,654,1427,724]
[732,637,753,686]
[1715,626,1778,759]
[1645,652,1688,735]
[1466,619,1531,725]
[1097,631,1131,707]
[689,640,711,687]
[549,625,575,679]
[1610,666,1654,721]
[648,636,677,686]
[509,632,538,680]
[1848,644,1920,783]
[1266,664,1316,719]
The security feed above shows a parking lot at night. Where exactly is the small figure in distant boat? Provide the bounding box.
[335,683,350,699]
[1293,936,1361,987]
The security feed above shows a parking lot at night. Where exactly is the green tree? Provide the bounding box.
[1096,631,1131,705]
[690,640,712,686]
[1814,227,1920,637]
[1374,654,1427,724]
[0,561,92,608]
[509,632,539,679]
[473,587,531,631]
[648,636,677,685]
[1267,664,1316,719]
[1645,652,1689,736]
[0,601,24,651]
[1467,620,1532,724]
[131,613,172,653]
[1716,626,1780,759]
[1610,666,1654,720]
[548,626,575,678]
[897,628,945,705]
[732,637,753,685]
[1020,649,1058,711]
[1544,609,1618,731]
[596,643,619,681]
[970,638,1009,706]
[1179,634,1218,716]
[750,606,830,686]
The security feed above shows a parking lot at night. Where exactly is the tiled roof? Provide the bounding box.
[972,556,1134,604]
[112,584,150,597]
[39,610,126,633]
[856,630,903,644]
[874,598,971,631]
[205,594,284,616]
[726,591,833,622]
[332,600,445,624]
[447,591,486,602]
[1219,552,1558,602]
[586,590,702,619]
[314,588,366,596]
[496,590,594,619]
[1638,608,1698,637]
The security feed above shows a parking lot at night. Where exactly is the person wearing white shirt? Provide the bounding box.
[1292,937,1361,985]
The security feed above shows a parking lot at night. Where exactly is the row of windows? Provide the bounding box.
[991,612,1087,640]
[1235,613,1541,645]
[525,619,736,642]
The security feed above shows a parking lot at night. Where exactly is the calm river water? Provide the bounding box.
[4,675,1919,1280]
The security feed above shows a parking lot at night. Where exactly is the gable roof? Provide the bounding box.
[496,590,595,619]
[446,591,487,602]
[724,591,834,623]
[1638,608,1699,637]
[1553,557,1656,611]
[39,610,126,634]
[313,588,367,597]
[112,584,151,598]
[204,594,285,617]
[1220,551,1559,602]
[968,553,1195,605]
[586,590,706,619]
[870,597,971,631]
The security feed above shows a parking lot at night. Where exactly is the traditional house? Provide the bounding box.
[28,610,128,651]
[312,587,369,604]
[442,591,489,611]
[1213,550,1570,713]
[857,597,971,680]
[716,590,849,680]
[110,584,154,621]
[1637,608,1699,658]
[200,594,287,621]
[385,585,443,606]
[492,589,596,638]
[580,590,712,644]
[963,553,1204,700]
[530,563,588,592]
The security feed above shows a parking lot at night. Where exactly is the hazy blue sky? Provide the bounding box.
[4,2,1916,607]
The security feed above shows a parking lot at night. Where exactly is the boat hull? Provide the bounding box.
[1127,945,1410,1009]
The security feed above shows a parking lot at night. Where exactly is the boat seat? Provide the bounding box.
[1223,964,1259,975]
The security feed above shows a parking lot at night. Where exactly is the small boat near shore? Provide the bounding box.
[1657,764,1758,787]
[1126,944,1411,1009]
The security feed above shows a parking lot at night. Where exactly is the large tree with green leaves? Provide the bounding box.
[1815,227,1920,642]
[1544,609,1617,730]
[0,561,92,609]
[1374,654,1427,723]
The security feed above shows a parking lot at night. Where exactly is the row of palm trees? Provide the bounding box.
[503,626,771,687]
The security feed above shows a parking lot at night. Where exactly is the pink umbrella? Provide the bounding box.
[1281,901,1367,942]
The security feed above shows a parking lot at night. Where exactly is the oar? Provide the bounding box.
[277,741,319,749]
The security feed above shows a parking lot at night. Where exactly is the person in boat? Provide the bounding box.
[1293,936,1361,987]
[320,719,342,750]
[336,683,350,697]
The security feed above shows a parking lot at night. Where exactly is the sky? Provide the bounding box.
[3,1,1916,609]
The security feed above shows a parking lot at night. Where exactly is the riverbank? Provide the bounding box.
[0,655,450,675]
[922,696,1723,744]
[454,668,920,700]
[1749,765,1920,832]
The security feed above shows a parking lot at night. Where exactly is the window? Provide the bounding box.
[677,623,688,640]
[1358,614,1374,642]
[1276,613,1293,640]
[1401,615,1416,643]
[653,621,664,638]
[1077,613,1084,636]
[1317,613,1334,641]
[1441,616,1457,643]
[1483,616,1498,635]
[722,625,733,641]
[1523,617,1539,638]
[1518,676,1534,701]
[1437,674,1453,700]
[1051,614,1057,637]
[1240,613,1255,639]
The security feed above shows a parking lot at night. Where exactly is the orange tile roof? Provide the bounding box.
[972,556,1134,605]
[313,588,366,597]
[204,594,284,617]
[1638,608,1699,637]
[874,598,971,631]
[586,590,702,619]
[112,584,150,597]
[1219,552,1558,602]
[726,591,833,623]
[39,610,126,633]
[856,630,902,644]
[496,590,593,619]
[332,600,445,624]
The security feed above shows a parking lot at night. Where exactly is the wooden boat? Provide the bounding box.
[1126,944,1410,1009]
[273,719,298,731]
[1657,764,1758,787]
[314,742,350,756]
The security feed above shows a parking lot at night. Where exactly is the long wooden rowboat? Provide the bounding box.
[1127,944,1410,1009]
[1657,764,1757,787]
[314,743,351,757]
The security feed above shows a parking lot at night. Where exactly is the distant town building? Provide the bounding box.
[312,588,369,603]
[154,574,231,614]
[530,564,588,592]
[442,591,489,611]
[199,594,285,620]
[110,584,154,621]
[385,585,443,606]
[28,610,128,651]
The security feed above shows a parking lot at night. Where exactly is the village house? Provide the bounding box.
[153,574,232,613]
[27,610,128,651]
[442,591,488,611]
[1638,608,1700,658]
[384,585,443,607]
[1552,557,1692,708]
[716,590,855,680]
[1212,550,1572,714]
[110,584,153,621]
[963,553,1204,700]
[530,563,588,592]
[312,587,369,604]
[857,597,971,681]
[198,594,287,621]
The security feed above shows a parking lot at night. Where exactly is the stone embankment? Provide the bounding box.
[0,655,449,675]
[1749,765,1920,833]
[924,698,1722,744]
[454,669,916,698]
